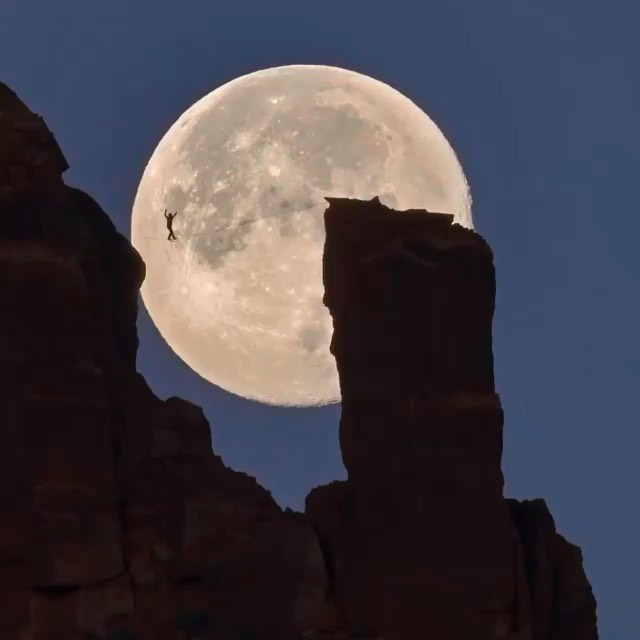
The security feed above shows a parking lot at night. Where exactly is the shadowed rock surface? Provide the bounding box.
[307,196,598,640]
[0,82,598,639]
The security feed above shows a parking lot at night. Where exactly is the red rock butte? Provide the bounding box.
[0,82,598,640]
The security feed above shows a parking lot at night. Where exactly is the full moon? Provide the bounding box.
[131,65,472,406]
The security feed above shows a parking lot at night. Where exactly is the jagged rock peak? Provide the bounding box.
[0,82,68,201]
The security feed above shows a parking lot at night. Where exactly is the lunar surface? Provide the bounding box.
[131,65,472,406]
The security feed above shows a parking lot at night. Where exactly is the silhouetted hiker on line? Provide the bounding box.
[164,209,177,241]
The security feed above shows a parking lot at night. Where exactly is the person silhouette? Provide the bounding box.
[164,209,178,241]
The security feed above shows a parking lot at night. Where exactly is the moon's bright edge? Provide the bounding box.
[131,65,472,407]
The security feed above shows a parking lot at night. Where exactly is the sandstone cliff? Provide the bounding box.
[0,82,598,640]
[309,196,598,640]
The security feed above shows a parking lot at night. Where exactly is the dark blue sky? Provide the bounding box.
[3,1,637,637]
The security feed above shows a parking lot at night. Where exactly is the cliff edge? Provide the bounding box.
[306,196,598,639]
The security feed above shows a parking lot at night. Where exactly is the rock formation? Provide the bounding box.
[309,197,598,639]
[0,82,598,639]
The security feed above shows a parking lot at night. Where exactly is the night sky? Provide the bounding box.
[3,1,638,637]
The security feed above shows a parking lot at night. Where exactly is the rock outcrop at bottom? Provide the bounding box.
[0,83,598,639]
[508,499,599,640]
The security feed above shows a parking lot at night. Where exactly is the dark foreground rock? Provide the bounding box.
[307,196,598,640]
[0,83,597,639]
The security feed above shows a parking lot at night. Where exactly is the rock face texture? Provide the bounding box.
[0,83,330,640]
[0,82,598,640]
[307,196,599,640]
